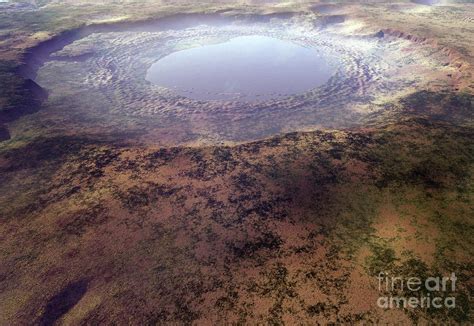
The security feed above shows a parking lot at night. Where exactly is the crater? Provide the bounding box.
[29,14,456,145]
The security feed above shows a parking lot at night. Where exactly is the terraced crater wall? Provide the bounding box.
[30,13,458,145]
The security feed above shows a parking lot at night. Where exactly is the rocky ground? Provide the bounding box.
[0,1,473,325]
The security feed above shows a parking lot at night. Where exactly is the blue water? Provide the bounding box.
[146,35,336,101]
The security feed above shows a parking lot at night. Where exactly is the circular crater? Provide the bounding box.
[35,15,454,144]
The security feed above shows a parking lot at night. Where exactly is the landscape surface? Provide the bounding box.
[0,0,473,324]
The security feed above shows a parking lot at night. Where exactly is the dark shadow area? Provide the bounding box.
[38,279,89,326]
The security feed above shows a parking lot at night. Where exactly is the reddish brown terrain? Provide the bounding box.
[0,1,473,324]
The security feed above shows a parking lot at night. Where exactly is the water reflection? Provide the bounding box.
[146,35,337,101]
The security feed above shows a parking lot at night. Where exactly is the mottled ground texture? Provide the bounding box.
[0,1,473,325]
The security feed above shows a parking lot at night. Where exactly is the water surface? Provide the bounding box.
[146,35,336,101]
